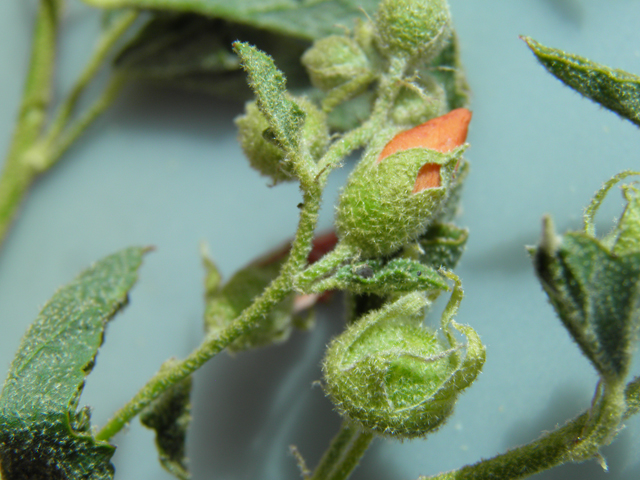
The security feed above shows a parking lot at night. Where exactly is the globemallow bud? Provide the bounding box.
[375,0,452,61]
[236,97,329,184]
[335,108,472,257]
[323,288,484,438]
[302,35,373,91]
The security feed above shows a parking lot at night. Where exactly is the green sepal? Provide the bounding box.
[523,36,640,127]
[408,222,469,270]
[533,224,640,382]
[233,42,305,154]
[140,360,193,480]
[0,247,148,480]
[427,32,471,111]
[611,185,640,256]
[305,258,448,295]
[204,258,295,352]
[434,158,469,223]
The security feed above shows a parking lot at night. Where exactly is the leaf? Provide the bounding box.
[204,258,296,352]
[234,42,305,152]
[533,231,640,382]
[140,360,193,480]
[523,36,640,127]
[114,13,310,99]
[81,0,380,41]
[309,258,449,295]
[0,247,147,480]
[413,222,468,270]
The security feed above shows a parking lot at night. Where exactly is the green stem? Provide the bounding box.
[96,184,324,442]
[316,56,407,180]
[44,74,127,168]
[311,422,374,480]
[295,242,354,292]
[312,422,358,480]
[0,0,60,245]
[328,429,374,480]
[424,379,634,480]
[38,10,139,163]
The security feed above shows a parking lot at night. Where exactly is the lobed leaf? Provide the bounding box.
[0,247,147,480]
[523,36,640,127]
[81,0,380,41]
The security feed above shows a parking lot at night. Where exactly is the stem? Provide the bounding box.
[295,242,354,292]
[424,379,633,480]
[44,74,127,168]
[38,10,139,160]
[311,422,374,480]
[0,0,60,244]
[312,422,358,480]
[96,184,324,442]
[316,56,407,179]
[328,430,373,480]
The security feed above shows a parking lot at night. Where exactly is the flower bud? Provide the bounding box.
[302,35,373,92]
[236,97,329,184]
[335,108,472,257]
[323,289,484,438]
[375,0,452,61]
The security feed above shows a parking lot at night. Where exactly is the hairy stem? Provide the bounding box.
[96,184,324,442]
[0,0,60,245]
[423,378,638,480]
[312,422,358,480]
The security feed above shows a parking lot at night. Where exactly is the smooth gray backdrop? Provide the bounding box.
[1,1,639,479]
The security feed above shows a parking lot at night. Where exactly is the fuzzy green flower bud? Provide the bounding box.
[236,97,329,184]
[302,35,373,92]
[323,282,484,438]
[375,0,452,60]
[335,108,472,257]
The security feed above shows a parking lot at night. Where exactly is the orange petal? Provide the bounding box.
[413,163,441,193]
[378,108,472,163]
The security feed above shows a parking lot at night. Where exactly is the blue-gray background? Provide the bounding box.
[1,1,640,479]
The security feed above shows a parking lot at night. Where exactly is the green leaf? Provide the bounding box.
[0,247,147,480]
[233,42,305,152]
[140,360,193,480]
[114,13,310,99]
[205,258,296,352]
[81,0,380,41]
[523,36,640,127]
[533,230,640,382]
[309,258,449,295]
